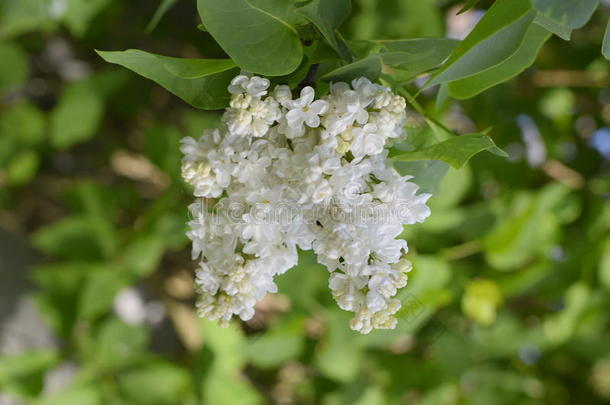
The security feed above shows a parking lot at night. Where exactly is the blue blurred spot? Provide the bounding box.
[519,343,541,365]
[589,128,610,160]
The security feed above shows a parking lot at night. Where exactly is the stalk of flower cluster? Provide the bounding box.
[180,73,431,333]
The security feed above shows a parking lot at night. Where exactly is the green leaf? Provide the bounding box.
[531,0,599,31]
[147,0,179,32]
[96,49,237,109]
[390,133,507,169]
[448,23,551,98]
[118,362,192,404]
[197,0,303,76]
[92,319,149,369]
[315,310,364,382]
[32,215,118,260]
[0,0,57,39]
[296,0,352,61]
[458,0,482,14]
[394,160,450,194]
[246,317,305,369]
[602,21,610,60]
[153,54,236,79]
[6,149,39,185]
[426,0,535,88]
[534,12,572,40]
[0,41,28,92]
[50,80,104,149]
[0,102,45,148]
[323,39,459,84]
[38,384,103,405]
[78,266,129,320]
[321,54,382,82]
[484,184,570,270]
[378,38,459,78]
[0,350,58,399]
[462,279,503,326]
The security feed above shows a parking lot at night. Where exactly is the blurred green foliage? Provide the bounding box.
[0,0,609,404]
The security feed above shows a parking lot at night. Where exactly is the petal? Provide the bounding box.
[300,86,315,105]
[309,100,329,115]
[305,114,320,128]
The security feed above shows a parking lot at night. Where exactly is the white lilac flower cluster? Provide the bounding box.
[180,74,431,334]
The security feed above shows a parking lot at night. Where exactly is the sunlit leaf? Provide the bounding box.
[390,133,507,169]
[448,23,551,98]
[50,80,104,150]
[197,0,303,76]
[6,150,39,185]
[462,279,503,326]
[533,0,600,40]
[426,0,535,88]
[96,49,238,109]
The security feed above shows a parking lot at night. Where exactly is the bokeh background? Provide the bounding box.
[1,0,610,404]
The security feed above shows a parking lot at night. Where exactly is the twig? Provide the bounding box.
[298,64,320,90]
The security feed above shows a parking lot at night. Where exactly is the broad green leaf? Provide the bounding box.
[448,23,551,98]
[78,266,129,320]
[96,49,237,109]
[321,54,382,82]
[199,320,263,405]
[484,184,570,270]
[602,21,610,60]
[378,38,459,78]
[543,282,591,345]
[197,0,303,76]
[390,133,507,169]
[426,0,535,88]
[534,12,572,40]
[0,102,45,165]
[31,263,92,335]
[147,0,179,32]
[32,215,118,260]
[122,235,165,277]
[118,362,192,404]
[153,55,236,79]
[296,0,352,61]
[531,0,599,30]
[0,350,58,399]
[458,0,482,14]
[246,331,304,369]
[6,150,39,185]
[92,319,149,369]
[38,384,103,405]
[394,160,450,195]
[50,80,103,149]
[0,41,28,92]
[315,310,364,382]
[0,0,58,38]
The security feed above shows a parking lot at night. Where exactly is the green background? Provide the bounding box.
[1,0,609,404]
